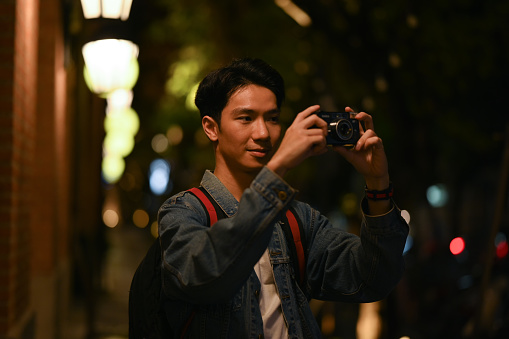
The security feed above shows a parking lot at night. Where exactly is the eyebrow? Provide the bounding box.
[231,107,280,115]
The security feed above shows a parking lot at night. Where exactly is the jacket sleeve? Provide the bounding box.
[303,198,409,302]
[158,167,296,304]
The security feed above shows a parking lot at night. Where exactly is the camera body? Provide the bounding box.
[316,111,360,147]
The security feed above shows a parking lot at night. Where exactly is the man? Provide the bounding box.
[158,58,408,338]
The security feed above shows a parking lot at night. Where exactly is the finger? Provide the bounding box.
[311,137,328,155]
[354,129,376,151]
[295,105,321,122]
[304,115,328,134]
[304,128,327,140]
[359,128,377,139]
[295,112,328,138]
[357,134,383,152]
[365,136,384,150]
[355,112,374,131]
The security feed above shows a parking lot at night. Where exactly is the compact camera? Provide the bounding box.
[316,111,360,147]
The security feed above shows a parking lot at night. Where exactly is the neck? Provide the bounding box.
[213,161,259,202]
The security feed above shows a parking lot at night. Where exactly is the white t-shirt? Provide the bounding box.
[254,249,289,338]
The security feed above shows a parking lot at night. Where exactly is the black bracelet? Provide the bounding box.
[365,182,393,200]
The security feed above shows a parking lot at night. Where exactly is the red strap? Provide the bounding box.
[188,187,218,226]
[286,209,305,284]
[179,310,196,339]
[179,187,217,338]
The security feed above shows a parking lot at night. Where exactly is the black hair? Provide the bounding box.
[194,58,285,125]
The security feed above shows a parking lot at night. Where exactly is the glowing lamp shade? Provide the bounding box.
[104,107,140,136]
[102,154,125,183]
[82,39,139,96]
[103,131,135,157]
[80,0,134,21]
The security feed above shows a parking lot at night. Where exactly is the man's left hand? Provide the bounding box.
[333,107,390,191]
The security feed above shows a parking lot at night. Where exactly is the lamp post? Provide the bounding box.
[80,1,139,183]
[80,0,134,21]
[73,2,139,337]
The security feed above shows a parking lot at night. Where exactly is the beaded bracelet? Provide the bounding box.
[365,182,394,200]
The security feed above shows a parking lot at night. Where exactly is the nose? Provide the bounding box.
[252,118,270,141]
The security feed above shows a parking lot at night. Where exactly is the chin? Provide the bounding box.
[242,163,266,174]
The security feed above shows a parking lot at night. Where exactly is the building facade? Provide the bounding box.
[0,1,103,338]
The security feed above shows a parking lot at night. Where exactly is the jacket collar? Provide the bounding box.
[200,170,238,218]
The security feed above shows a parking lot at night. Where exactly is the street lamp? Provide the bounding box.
[82,39,139,96]
[79,1,139,184]
[80,0,134,21]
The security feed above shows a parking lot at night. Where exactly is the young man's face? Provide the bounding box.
[214,84,282,174]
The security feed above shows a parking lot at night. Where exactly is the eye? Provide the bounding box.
[268,114,280,123]
[238,116,252,122]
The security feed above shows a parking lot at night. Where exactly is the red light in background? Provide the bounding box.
[450,237,465,255]
[496,240,508,259]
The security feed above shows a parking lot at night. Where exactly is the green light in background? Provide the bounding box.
[185,82,200,111]
[104,107,140,136]
[102,154,126,183]
[166,58,201,97]
[104,131,135,157]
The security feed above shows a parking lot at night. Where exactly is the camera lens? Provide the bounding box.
[333,119,353,140]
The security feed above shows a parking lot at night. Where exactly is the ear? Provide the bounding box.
[202,116,219,142]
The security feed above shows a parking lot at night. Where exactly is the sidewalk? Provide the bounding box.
[66,226,153,339]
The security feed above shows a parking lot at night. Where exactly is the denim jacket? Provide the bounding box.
[158,167,409,338]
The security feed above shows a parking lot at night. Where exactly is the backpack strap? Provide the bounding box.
[286,208,306,285]
[281,206,307,287]
[188,187,219,225]
[179,187,225,338]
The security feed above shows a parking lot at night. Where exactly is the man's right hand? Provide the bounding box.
[267,105,328,178]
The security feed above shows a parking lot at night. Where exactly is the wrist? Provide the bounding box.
[364,180,393,215]
[364,176,390,191]
[266,158,288,178]
[365,182,393,201]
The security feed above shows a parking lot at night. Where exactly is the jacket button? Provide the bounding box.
[278,190,287,201]
[255,290,260,298]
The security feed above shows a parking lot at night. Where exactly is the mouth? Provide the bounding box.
[248,148,271,158]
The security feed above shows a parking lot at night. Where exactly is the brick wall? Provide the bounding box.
[0,0,40,336]
[0,0,76,337]
[30,0,72,336]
